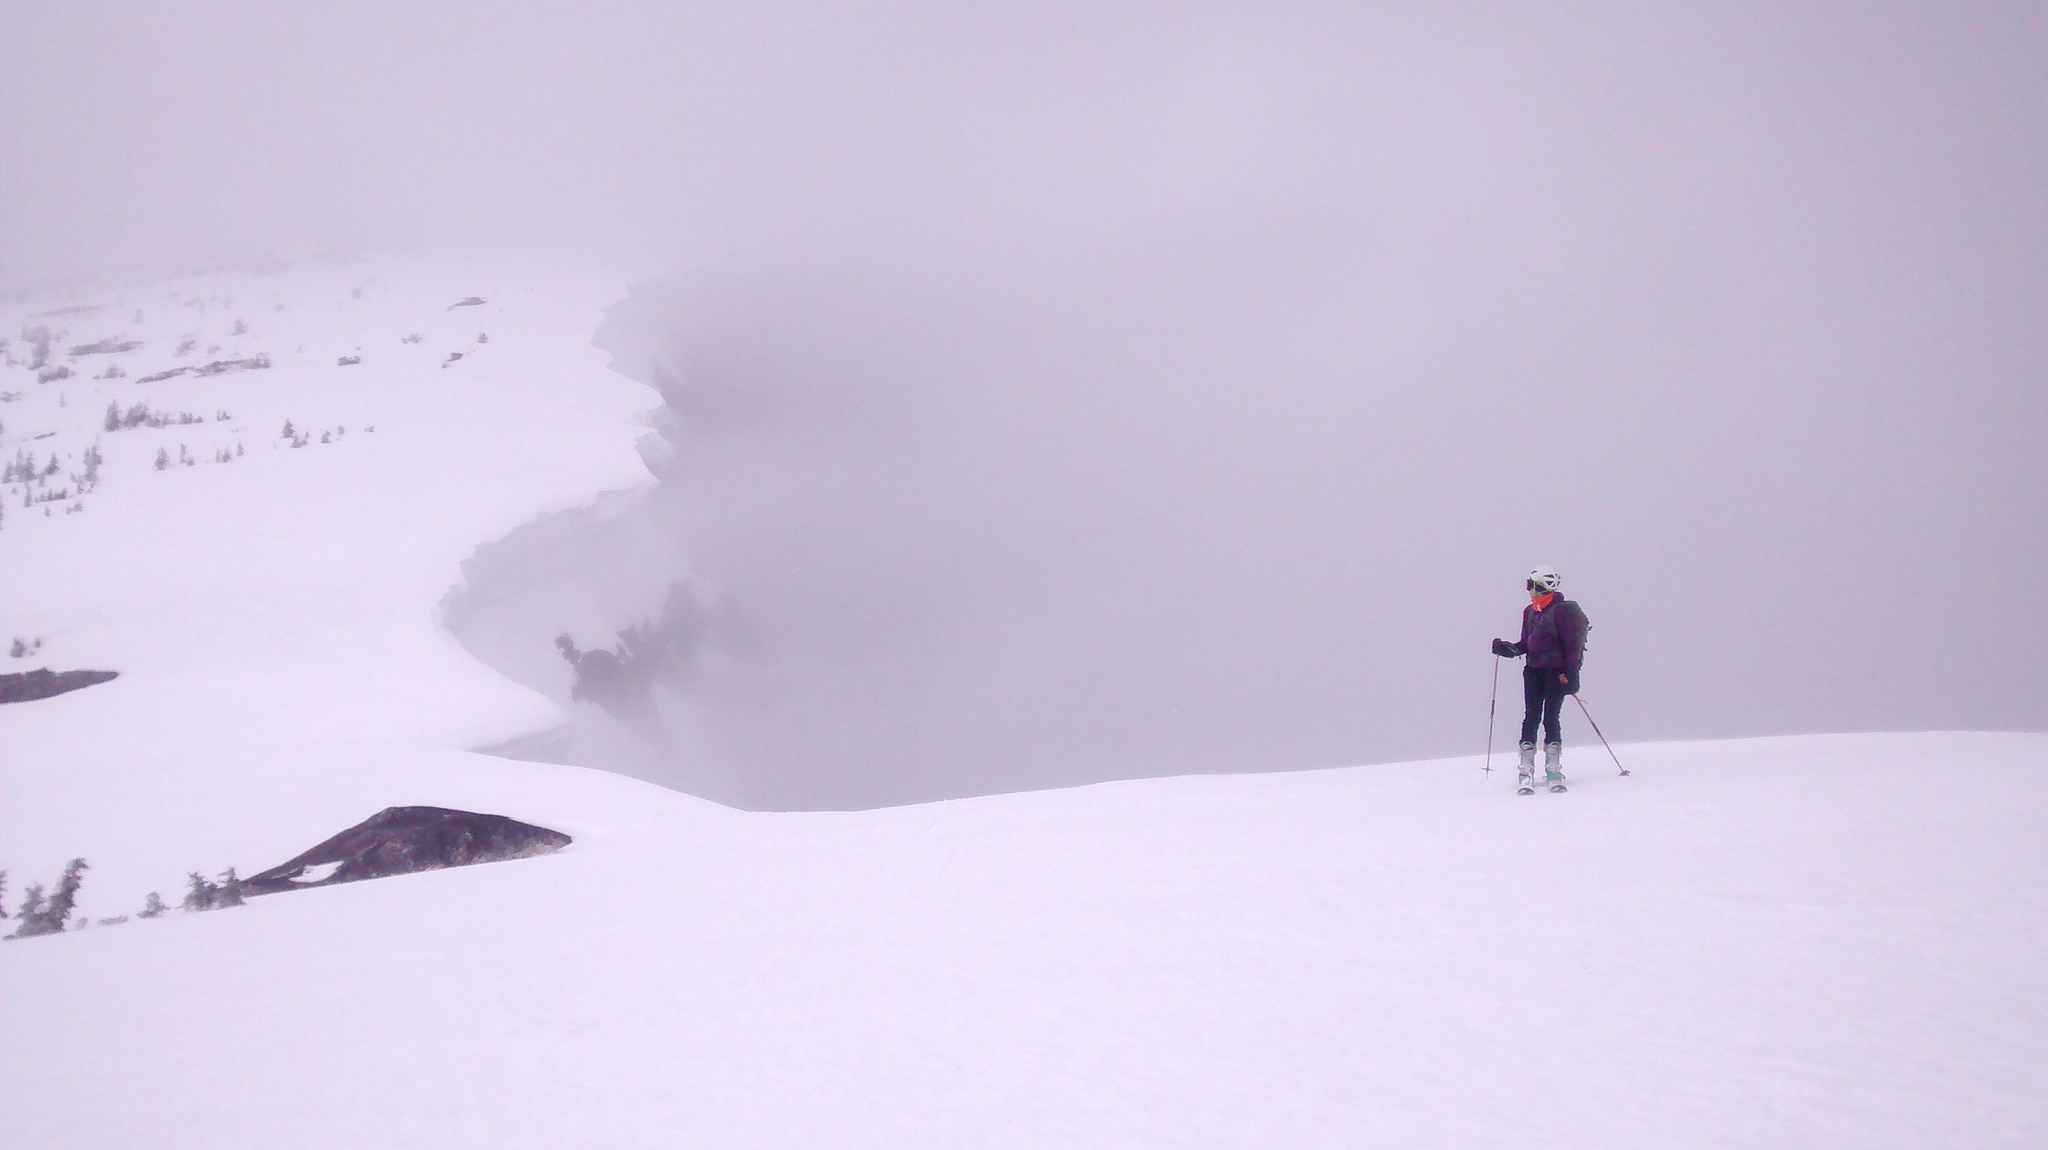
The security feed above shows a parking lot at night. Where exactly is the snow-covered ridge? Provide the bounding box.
[0,257,667,911]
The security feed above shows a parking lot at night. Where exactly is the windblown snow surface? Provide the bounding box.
[1,262,2043,1149]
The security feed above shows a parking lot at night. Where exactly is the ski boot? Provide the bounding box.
[1516,742,1537,795]
[1544,742,1567,793]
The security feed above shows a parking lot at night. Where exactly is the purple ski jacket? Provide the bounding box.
[1519,598,1587,673]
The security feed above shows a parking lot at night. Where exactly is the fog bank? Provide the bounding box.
[566,201,2042,806]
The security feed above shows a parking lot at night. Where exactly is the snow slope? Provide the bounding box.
[0,258,657,890]
[3,263,2044,1148]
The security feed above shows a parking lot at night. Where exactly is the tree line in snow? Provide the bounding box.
[1,860,248,939]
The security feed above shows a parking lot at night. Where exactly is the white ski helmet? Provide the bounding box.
[1526,565,1561,593]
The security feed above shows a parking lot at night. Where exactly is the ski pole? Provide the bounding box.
[1573,695,1629,776]
[1483,656,1500,776]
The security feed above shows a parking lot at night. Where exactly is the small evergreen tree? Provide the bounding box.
[39,858,88,934]
[104,400,120,432]
[216,868,245,908]
[182,871,220,912]
[280,418,295,439]
[14,883,45,934]
[139,891,166,919]
[154,447,170,471]
[9,861,87,937]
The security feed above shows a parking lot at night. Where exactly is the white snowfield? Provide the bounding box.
[2,263,2044,1149]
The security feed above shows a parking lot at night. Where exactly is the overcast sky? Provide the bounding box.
[8,3,2043,806]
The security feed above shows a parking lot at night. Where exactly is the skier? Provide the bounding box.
[1491,566,1589,794]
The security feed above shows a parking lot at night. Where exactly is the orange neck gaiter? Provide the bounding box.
[1530,592,1556,611]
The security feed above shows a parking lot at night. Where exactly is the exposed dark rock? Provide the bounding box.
[140,356,268,384]
[193,354,271,377]
[69,337,142,356]
[446,296,487,309]
[242,806,571,895]
[0,668,119,704]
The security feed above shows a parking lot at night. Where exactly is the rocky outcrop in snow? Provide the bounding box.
[242,806,571,895]
[0,668,119,704]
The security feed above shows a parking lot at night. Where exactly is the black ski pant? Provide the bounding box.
[1520,665,1569,746]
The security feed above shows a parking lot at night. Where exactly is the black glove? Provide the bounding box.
[1561,671,1581,695]
[1491,638,1521,658]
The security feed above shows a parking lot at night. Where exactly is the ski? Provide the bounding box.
[1548,782,1568,793]
[1517,781,1536,796]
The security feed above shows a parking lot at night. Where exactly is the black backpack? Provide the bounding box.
[1559,599,1591,652]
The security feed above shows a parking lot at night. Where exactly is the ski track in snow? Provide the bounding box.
[2,261,2045,1149]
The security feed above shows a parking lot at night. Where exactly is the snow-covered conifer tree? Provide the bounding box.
[182,871,218,912]
[40,858,89,934]
[14,882,44,933]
